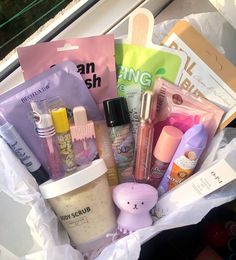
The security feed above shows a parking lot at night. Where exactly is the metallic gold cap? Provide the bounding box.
[51,107,69,134]
[140,91,156,122]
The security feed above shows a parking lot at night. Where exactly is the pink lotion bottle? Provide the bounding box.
[149,126,183,188]
[70,106,98,166]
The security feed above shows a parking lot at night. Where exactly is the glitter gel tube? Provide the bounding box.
[0,112,49,184]
[51,107,77,174]
[159,124,208,195]
[31,100,64,180]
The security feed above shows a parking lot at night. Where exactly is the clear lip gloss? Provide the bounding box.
[134,91,157,183]
[31,100,64,180]
[51,107,77,174]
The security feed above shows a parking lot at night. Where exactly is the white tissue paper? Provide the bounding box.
[0,137,83,260]
[1,127,236,260]
[153,12,226,53]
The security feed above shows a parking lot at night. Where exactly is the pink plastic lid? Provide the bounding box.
[153,125,183,163]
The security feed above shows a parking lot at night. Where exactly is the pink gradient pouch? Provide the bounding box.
[17,34,117,112]
[153,78,225,144]
[0,61,102,169]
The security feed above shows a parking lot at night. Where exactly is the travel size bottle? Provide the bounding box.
[103,97,134,183]
[31,100,64,180]
[51,107,77,174]
[149,125,183,188]
[159,124,208,194]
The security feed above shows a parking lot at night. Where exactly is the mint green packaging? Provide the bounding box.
[115,42,186,96]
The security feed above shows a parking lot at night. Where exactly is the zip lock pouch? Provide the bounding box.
[0,61,102,169]
[154,78,225,143]
[17,34,117,112]
[116,8,187,95]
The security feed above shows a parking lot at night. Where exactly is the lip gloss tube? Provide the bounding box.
[51,107,77,174]
[134,91,157,182]
[31,100,64,180]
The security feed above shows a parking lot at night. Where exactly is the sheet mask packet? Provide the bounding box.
[161,20,236,129]
[154,78,224,147]
[114,8,187,139]
[115,42,187,95]
[0,61,102,170]
[17,34,117,113]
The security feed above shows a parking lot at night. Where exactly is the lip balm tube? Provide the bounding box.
[31,100,64,180]
[149,126,183,188]
[159,124,208,194]
[51,107,77,174]
[134,91,157,183]
[70,106,98,166]
[103,97,134,183]
[0,113,49,184]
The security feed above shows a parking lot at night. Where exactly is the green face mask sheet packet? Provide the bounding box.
[116,43,186,94]
[116,8,186,95]
[115,8,186,139]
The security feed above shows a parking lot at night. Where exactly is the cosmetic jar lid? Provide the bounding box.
[103,97,130,127]
[39,159,107,199]
[154,126,183,163]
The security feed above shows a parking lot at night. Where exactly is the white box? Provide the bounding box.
[155,151,236,218]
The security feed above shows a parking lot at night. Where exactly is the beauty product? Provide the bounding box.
[134,91,157,183]
[0,113,49,184]
[159,124,208,194]
[94,121,119,186]
[162,20,236,129]
[149,126,183,188]
[39,159,116,253]
[51,107,77,173]
[31,100,64,180]
[155,150,236,218]
[103,97,134,183]
[124,86,142,141]
[70,106,98,166]
[113,182,157,234]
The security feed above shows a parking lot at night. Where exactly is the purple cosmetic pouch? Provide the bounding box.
[0,61,102,168]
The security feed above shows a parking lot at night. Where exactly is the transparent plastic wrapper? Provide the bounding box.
[152,12,225,52]
[0,61,102,170]
[0,127,235,260]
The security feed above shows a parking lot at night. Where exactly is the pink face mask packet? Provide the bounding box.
[17,34,117,112]
[0,61,102,169]
[154,78,224,144]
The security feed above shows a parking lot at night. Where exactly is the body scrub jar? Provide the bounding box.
[39,159,116,253]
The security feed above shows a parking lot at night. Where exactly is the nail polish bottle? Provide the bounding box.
[51,107,77,173]
[70,106,98,166]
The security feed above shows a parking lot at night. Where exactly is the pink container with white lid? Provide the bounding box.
[39,159,116,253]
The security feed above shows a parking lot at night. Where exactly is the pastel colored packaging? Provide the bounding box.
[17,34,117,112]
[161,20,236,129]
[0,61,102,170]
[115,9,186,96]
[154,78,225,145]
